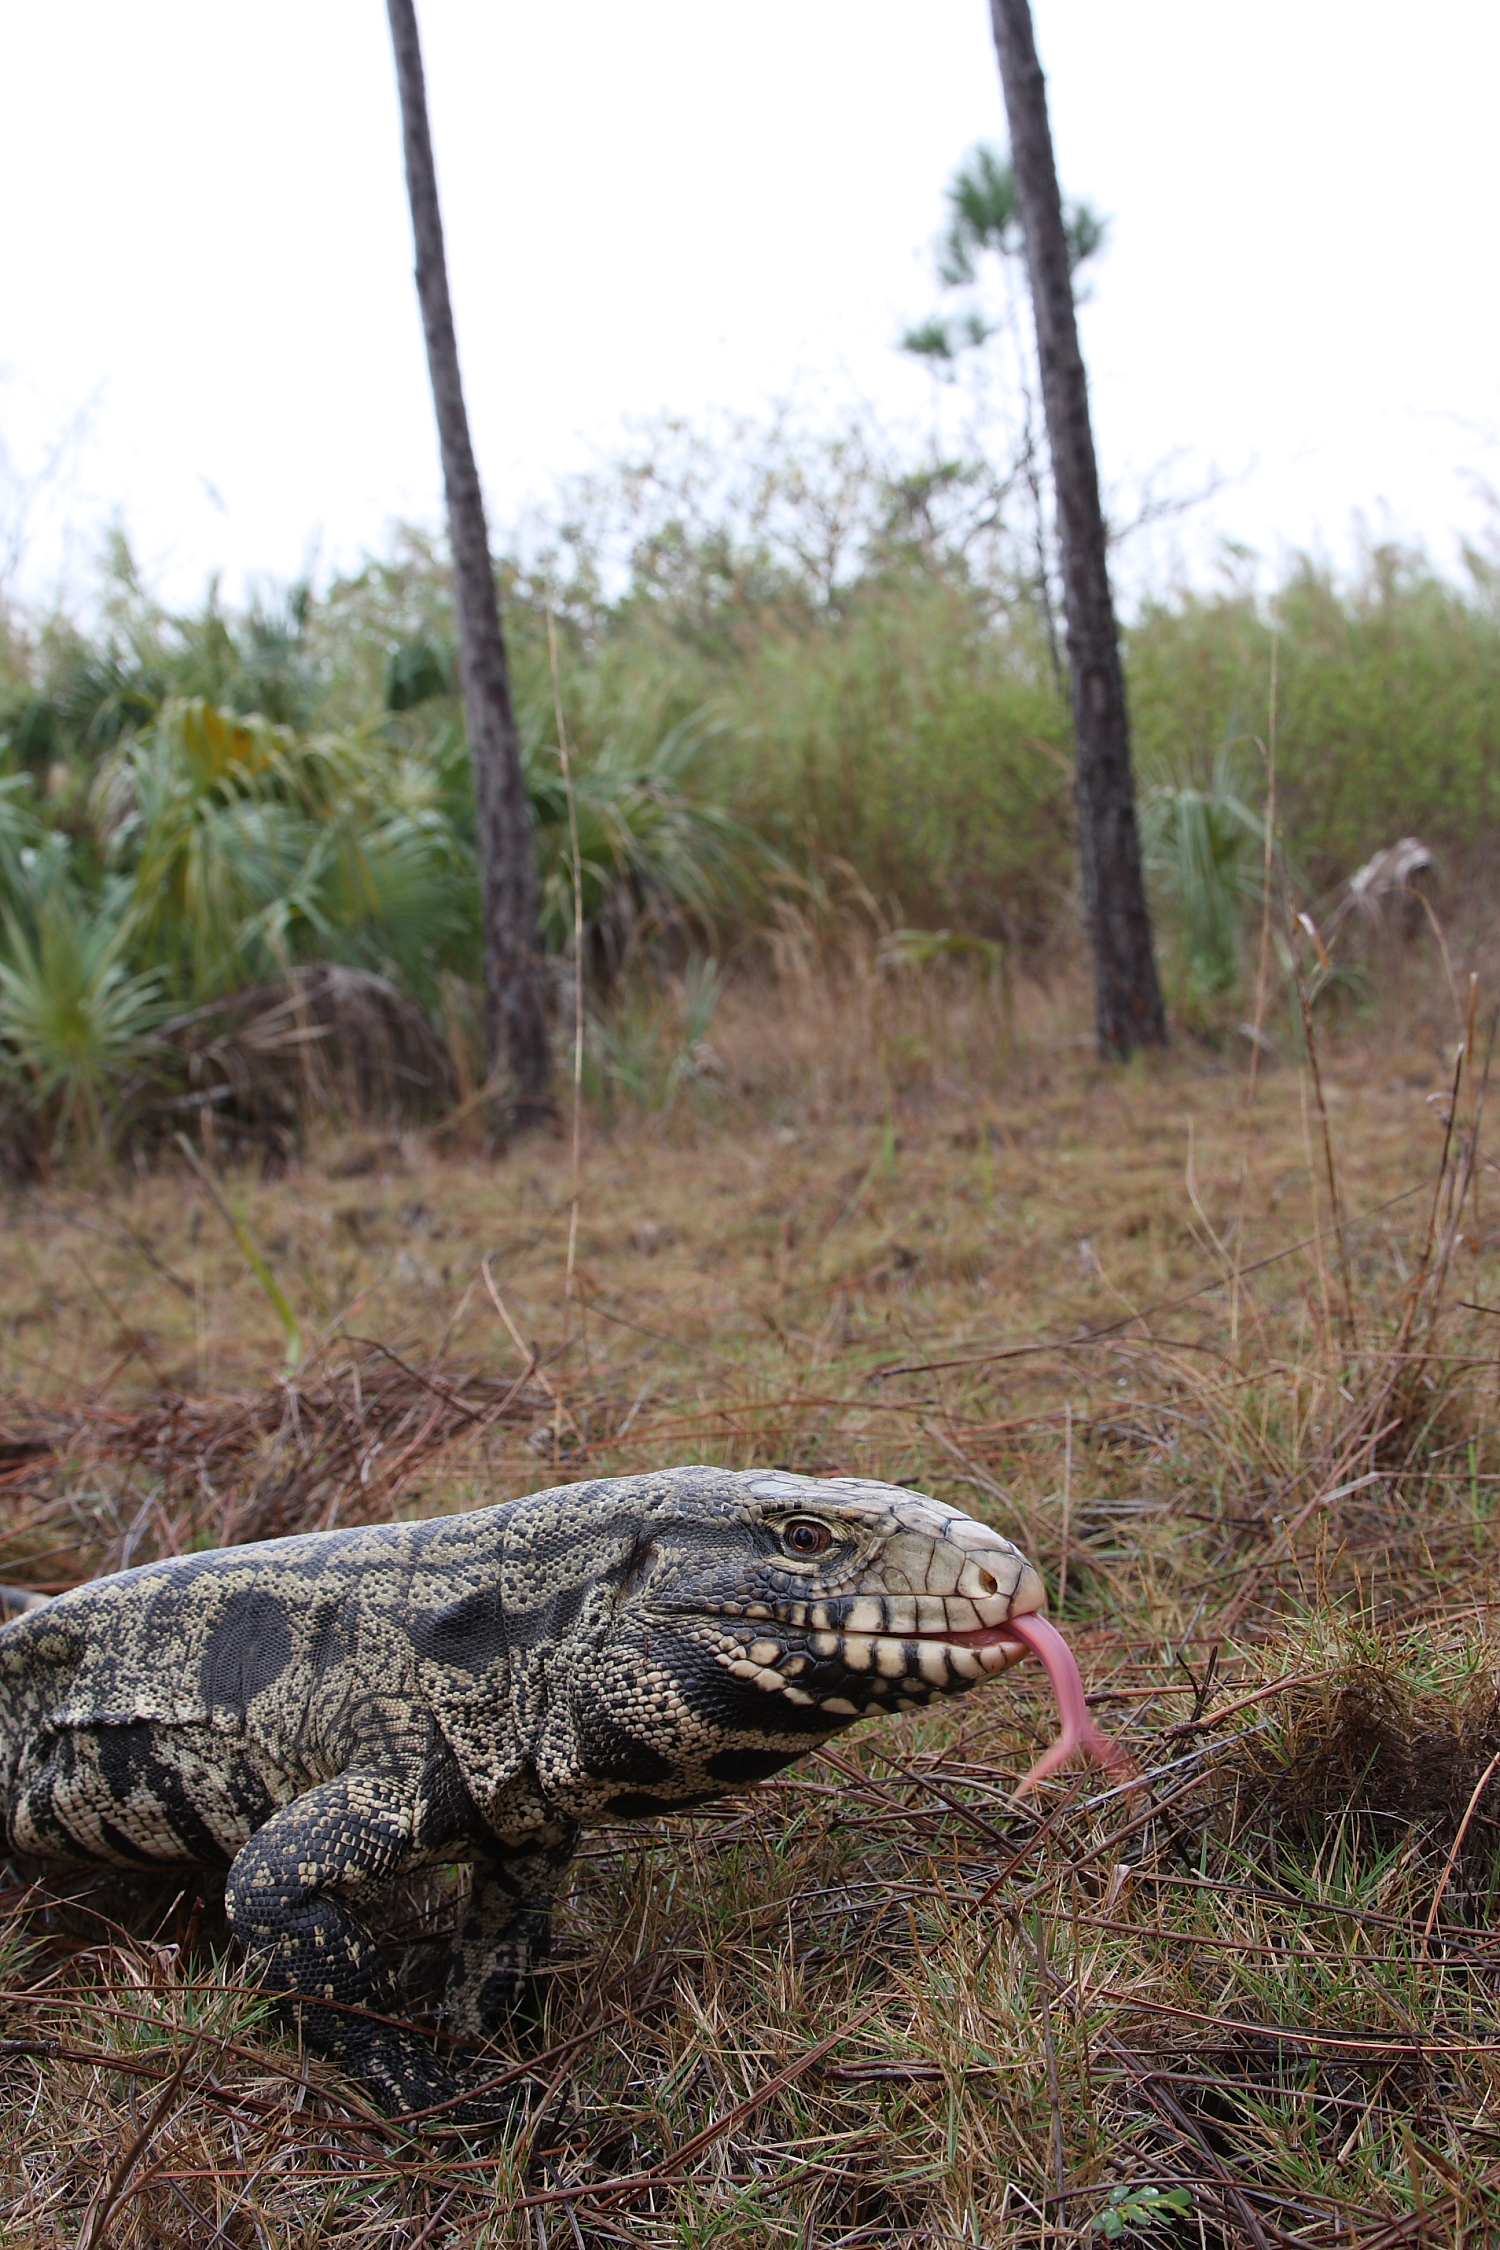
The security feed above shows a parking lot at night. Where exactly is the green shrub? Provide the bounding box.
[6,423,1500,1069]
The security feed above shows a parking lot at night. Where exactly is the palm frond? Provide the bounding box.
[1141,747,1266,1000]
[528,710,758,967]
[0,883,164,1160]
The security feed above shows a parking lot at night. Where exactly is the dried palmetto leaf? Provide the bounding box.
[154,962,457,1149]
[1346,836,1434,921]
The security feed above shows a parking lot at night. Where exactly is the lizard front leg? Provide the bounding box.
[225,1770,521,2123]
[442,1826,578,2039]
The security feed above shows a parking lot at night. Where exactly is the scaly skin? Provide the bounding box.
[0,1467,1044,2121]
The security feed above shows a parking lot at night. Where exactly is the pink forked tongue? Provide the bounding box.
[1001,1613,1139,1795]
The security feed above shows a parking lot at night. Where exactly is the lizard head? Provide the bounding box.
[638,1468,1047,1717]
[525,1467,1051,1818]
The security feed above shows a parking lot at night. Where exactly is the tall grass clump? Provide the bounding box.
[1129,539,1500,884]
[709,569,1072,944]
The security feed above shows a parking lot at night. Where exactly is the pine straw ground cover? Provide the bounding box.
[3,964,1500,2246]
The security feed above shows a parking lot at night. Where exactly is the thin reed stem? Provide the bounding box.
[547,606,588,1465]
[1230,632,1280,1360]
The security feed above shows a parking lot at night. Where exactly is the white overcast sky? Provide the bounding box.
[2,1,1497,615]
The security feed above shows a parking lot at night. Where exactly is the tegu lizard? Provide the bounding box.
[0,1466,1117,2122]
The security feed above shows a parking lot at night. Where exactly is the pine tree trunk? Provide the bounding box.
[988,0,1166,1058]
[385,0,552,1121]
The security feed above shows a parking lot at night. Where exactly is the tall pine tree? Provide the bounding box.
[386,0,552,1122]
[989,0,1166,1057]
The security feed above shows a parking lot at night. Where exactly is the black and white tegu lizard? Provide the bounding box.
[0,1466,1116,2121]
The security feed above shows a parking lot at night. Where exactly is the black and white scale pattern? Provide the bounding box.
[0,1466,1044,2121]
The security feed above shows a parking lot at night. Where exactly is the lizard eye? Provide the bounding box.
[782,1517,833,1558]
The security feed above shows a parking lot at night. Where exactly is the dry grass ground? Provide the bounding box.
[2,955,1500,2248]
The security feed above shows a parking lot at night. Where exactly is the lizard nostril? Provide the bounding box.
[976,1568,999,1597]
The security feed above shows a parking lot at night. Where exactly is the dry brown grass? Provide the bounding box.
[3,958,1500,2247]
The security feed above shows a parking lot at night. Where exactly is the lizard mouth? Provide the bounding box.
[929,1621,1031,1651]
